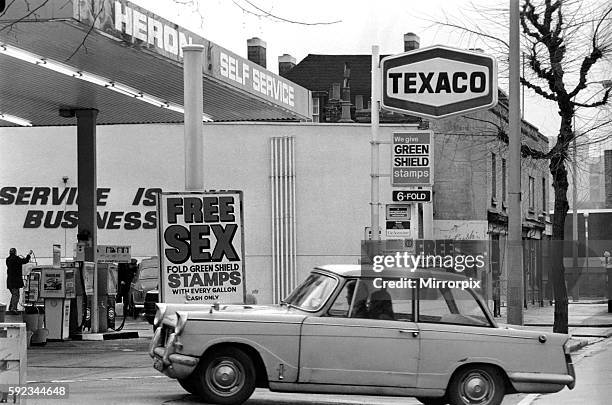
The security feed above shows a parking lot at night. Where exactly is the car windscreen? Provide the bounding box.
[284,272,337,312]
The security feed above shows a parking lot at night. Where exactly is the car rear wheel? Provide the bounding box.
[416,397,448,405]
[447,365,504,405]
[196,347,256,405]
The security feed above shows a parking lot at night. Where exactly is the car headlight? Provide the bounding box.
[153,304,167,327]
[175,311,188,335]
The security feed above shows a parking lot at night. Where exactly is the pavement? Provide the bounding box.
[495,300,612,351]
[528,338,612,405]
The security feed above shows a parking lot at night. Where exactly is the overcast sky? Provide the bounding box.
[131,0,611,144]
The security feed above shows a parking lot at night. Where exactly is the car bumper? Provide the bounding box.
[566,353,576,389]
[508,371,575,393]
[149,326,198,379]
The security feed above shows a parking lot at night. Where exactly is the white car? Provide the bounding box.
[150,265,575,405]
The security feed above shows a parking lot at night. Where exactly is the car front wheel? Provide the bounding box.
[447,365,504,405]
[196,347,256,405]
[178,374,200,396]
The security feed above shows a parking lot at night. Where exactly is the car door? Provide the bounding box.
[298,278,420,387]
[417,285,496,389]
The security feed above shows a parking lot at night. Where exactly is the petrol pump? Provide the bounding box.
[83,262,118,331]
[38,266,76,341]
[67,260,93,335]
[69,261,117,333]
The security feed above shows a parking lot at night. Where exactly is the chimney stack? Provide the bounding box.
[404,32,420,52]
[278,54,296,77]
[247,37,267,68]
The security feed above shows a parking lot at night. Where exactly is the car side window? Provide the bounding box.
[328,279,414,322]
[419,286,490,327]
[367,279,413,322]
[328,279,369,318]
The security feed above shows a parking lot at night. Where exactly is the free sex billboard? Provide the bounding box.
[157,191,245,304]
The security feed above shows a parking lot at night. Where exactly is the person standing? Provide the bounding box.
[117,258,138,316]
[6,248,32,313]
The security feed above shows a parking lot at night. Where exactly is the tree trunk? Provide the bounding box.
[550,156,569,333]
[549,112,573,334]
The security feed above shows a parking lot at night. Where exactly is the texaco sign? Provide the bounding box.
[381,45,498,119]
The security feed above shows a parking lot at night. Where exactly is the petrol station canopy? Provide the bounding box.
[0,0,312,126]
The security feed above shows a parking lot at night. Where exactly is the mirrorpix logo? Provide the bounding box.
[372,276,482,290]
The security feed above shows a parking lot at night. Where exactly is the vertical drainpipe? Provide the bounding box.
[270,137,296,302]
[290,137,297,294]
[277,138,282,299]
[282,138,287,299]
[282,137,291,296]
[270,140,277,303]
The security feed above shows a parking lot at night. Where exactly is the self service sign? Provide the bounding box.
[392,131,433,186]
[381,45,497,119]
[157,191,245,304]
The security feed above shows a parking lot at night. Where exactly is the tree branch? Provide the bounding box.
[520,77,558,101]
[573,88,611,108]
[0,0,18,19]
[522,0,568,98]
[569,7,612,98]
[233,0,341,25]
[461,114,551,160]
[65,3,104,62]
[525,43,554,82]
[0,0,50,32]
[424,18,509,48]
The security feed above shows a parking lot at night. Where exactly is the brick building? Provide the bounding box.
[281,33,422,125]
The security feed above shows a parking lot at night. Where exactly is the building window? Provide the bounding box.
[312,97,320,123]
[502,158,507,202]
[529,176,535,211]
[542,178,546,213]
[491,153,497,201]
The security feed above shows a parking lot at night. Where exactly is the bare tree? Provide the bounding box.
[521,0,611,333]
[430,0,612,333]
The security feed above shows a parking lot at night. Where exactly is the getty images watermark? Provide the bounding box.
[361,240,487,291]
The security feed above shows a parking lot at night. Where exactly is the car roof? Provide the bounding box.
[314,264,471,280]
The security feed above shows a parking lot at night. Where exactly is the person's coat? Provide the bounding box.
[6,254,30,289]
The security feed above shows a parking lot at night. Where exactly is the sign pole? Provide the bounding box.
[423,201,434,239]
[507,0,524,325]
[183,44,205,191]
[371,45,381,240]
